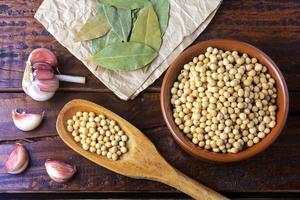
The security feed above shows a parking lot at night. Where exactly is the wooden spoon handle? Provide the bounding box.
[159,168,228,200]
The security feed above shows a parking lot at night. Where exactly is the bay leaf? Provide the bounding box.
[131,9,140,25]
[91,5,110,54]
[74,13,111,42]
[150,0,170,35]
[130,5,162,51]
[96,4,105,14]
[97,0,149,10]
[92,42,157,71]
[92,30,121,54]
[103,5,132,42]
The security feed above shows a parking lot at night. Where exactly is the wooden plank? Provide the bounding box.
[0,91,300,141]
[0,0,104,90]
[0,0,299,91]
[0,116,299,192]
[0,92,300,192]
[0,92,164,141]
[0,0,300,196]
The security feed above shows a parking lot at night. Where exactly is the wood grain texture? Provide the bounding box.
[0,0,300,197]
[56,99,227,200]
[0,93,164,141]
[0,93,300,193]
[0,91,299,141]
[0,121,300,192]
[0,0,299,91]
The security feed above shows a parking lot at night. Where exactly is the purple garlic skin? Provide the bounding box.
[22,48,59,101]
[45,160,77,183]
[12,109,44,131]
[4,144,29,174]
[30,48,58,68]
[22,48,85,101]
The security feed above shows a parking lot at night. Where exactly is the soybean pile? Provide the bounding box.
[67,111,129,161]
[170,47,277,154]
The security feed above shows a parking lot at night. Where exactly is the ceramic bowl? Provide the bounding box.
[160,39,289,162]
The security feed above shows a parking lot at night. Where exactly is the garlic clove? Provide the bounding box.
[34,69,55,80]
[26,83,55,101]
[32,62,54,71]
[45,160,77,183]
[23,60,56,101]
[36,78,59,93]
[12,109,44,131]
[4,144,29,174]
[29,48,58,67]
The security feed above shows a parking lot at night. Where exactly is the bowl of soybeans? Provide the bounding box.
[161,39,289,162]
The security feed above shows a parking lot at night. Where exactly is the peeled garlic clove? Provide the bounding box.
[12,109,44,131]
[4,144,29,174]
[29,48,58,67]
[45,160,77,183]
[34,69,55,80]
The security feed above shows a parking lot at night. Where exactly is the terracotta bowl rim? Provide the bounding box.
[160,39,289,163]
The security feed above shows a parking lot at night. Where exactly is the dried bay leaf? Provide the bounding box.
[103,5,132,42]
[150,0,170,35]
[74,13,111,42]
[96,4,105,14]
[131,9,140,25]
[97,0,149,10]
[91,5,122,54]
[92,42,157,71]
[91,6,108,54]
[130,5,162,51]
[92,30,121,54]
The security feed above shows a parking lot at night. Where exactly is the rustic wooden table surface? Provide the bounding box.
[0,0,299,199]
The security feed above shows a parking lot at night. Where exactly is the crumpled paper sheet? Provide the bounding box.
[35,0,222,100]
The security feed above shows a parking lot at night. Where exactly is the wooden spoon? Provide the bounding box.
[56,99,228,200]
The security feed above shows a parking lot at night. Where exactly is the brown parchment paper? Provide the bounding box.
[35,0,222,100]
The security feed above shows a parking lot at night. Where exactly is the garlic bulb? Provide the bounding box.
[12,109,44,131]
[22,48,86,101]
[22,48,59,101]
[45,160,77,183]
[4,144,29,174]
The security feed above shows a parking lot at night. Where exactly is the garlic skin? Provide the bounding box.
[12,109,44,131]
[22,60,58,102]
[29,48,58,67]
[22,48,85,101]
[4,144,29,174]
[25,83,56,102]
[45,160,77,183]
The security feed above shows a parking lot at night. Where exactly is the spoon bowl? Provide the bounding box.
[56,99,228,200]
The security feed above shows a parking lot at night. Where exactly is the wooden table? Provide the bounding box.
[0,0,299,199]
